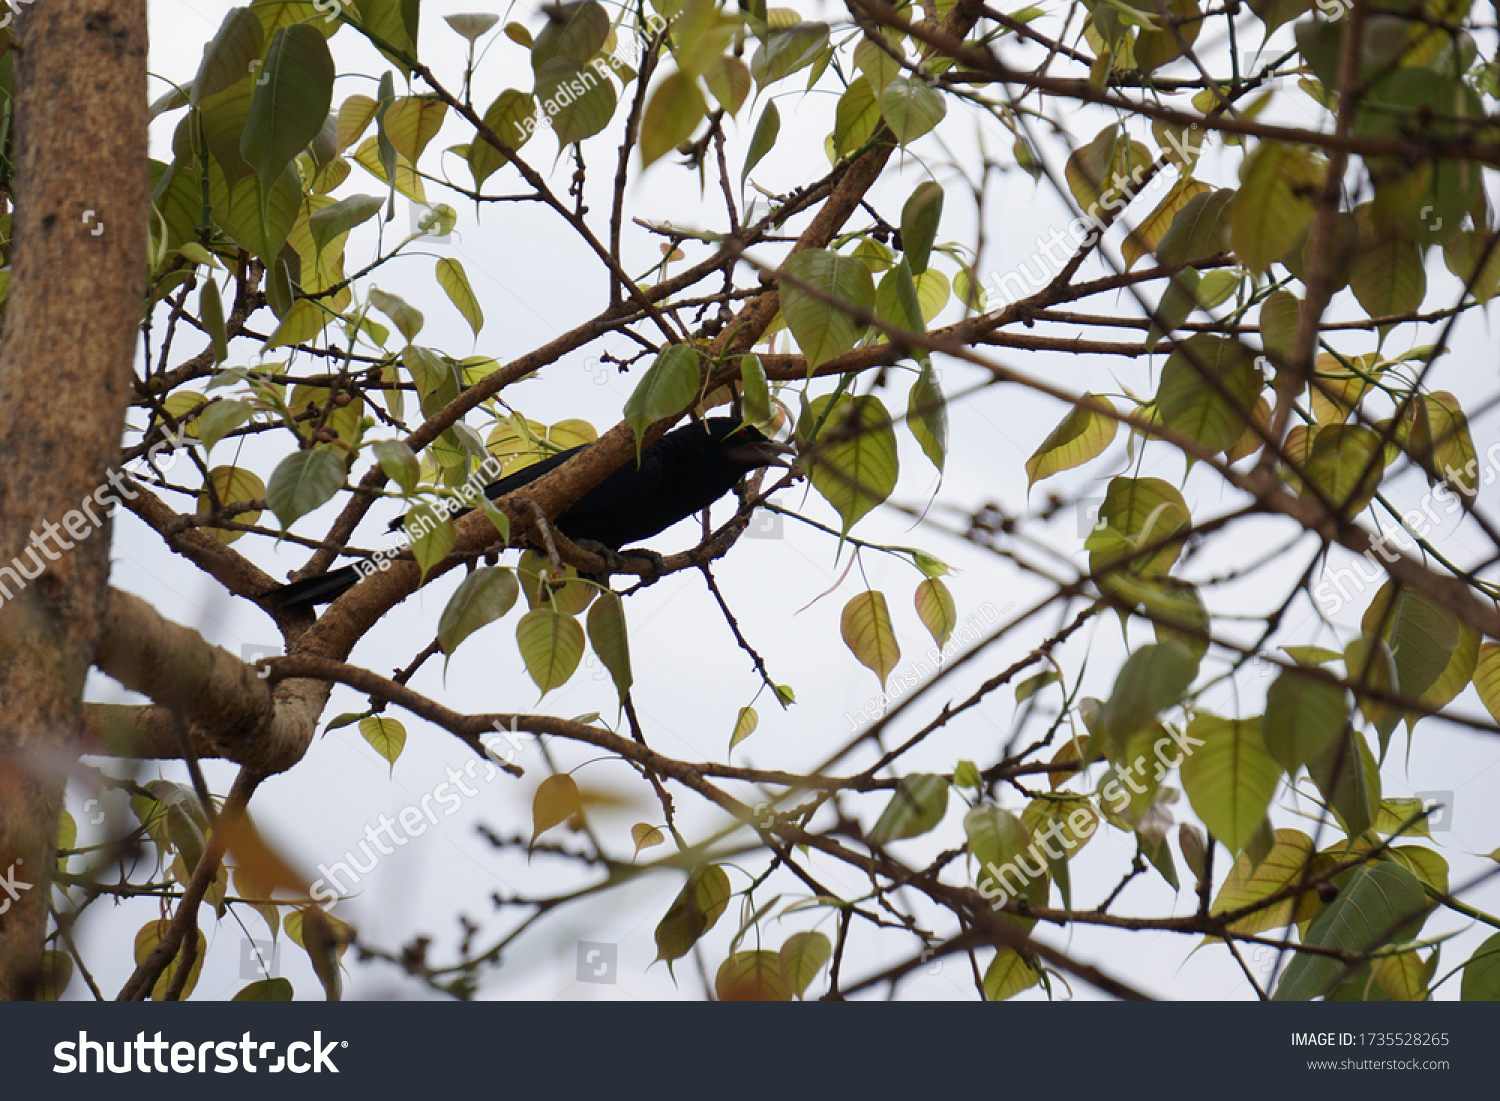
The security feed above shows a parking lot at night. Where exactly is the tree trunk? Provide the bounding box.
[0,0,146,999]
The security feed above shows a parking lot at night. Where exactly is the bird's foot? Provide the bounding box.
[573,538,630,580]
[620,547,668,582]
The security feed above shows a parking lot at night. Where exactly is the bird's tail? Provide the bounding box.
[263,564,362,610]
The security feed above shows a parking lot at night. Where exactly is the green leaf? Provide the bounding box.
[241,26,335,208]
[1263,669,1349,773]
[355,0,421,75]
[209,158,303,265]
[1247,0,1311,33]
[779,248,875,372]
[359,715,406,773]
[531,0,609,70]
[1087,476,1191,581]
[191,7,265,105]
[1303,424,1383,516]
[1015,670,1062,704]
[779,932,832,998]
[1144,270,1199,352]
[536,57,617,147]
[1209,827,1319,934]
[1274,862,1427,1000]
[1461,931,1500,1000]
[382,95,448,164]
[1306,721,1381,839]
[641,69,706,167]
[953,759,984,788]
[1475,643,1500,726]
[1442,230,1500,303]
[1260,289,1301,362]
[749,21,829,88]
[740,353,771,427]
[470,89,536,186]
[841,590,900,684]
[880,76,946,145]
[900,181,944,275]
[1344,632,1401,744]
[435,258,484,336]
[1421,391,1478,506]
[874,258,925,335]
[1155,189,1233,264]
[586,590,633,706]
[308,193,383,256]
[702,55,752,116]
[623,344,701,451]
[1180,713,1280,854]
[337,94,380,153]
[742,100,779,185]
[729,706,759,753]
[1145,578,1210,662]
[516,607,586,696]
[1024,395,1117,486]
[914,578,956,648]
[403,502,456,582]
[868,774,950,844]
[438,567,520,657]
[1099,642,1199,752]
[518,550,596,615]
[798,393,899,538]
[1350,222,1425,316]
[266,448,344,529]
[1065,126,1152,219]
[907,363,947,472]
[372,438,420,494]
[1123,176,1213,270]
[196,397,251,454]
[232,977,295,1001]
[265,299,333,351]
[284,906,350,1001]
[1157,334,1262,454]
[717,950,794,1000]
[368,286,424,344]
[1196,269,1241,309]
[965,802,1046,928]
[655,864,732,965]
[854,33,903,94]
[135,922,208,1002]
[1375,798,1432,838]
[832,77,881,160]
[984,948,1041,1000]
[1229,142,1321,273]
[1361,581,1473,742]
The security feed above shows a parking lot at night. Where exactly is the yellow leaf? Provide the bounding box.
[841,590,900,685]
[531,773,582,845]
[359,715,406,775]
[630,822,665,859]
[1123,176,1212,270]
[1025,394,1118,486]
[914,578,956,648]
[435,257,484,336]
[729,706,759,753]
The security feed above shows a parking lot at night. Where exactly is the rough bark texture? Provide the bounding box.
[0,0,146,999]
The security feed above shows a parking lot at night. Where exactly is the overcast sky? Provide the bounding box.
[64,0,1500,1001]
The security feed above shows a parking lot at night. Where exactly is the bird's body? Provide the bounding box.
[266,418,790,609]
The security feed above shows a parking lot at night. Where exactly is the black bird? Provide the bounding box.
[265,417,794,609]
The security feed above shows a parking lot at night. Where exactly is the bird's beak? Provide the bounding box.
[725,437,797,469]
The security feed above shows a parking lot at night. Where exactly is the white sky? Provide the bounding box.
[63,0,1500,1001]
